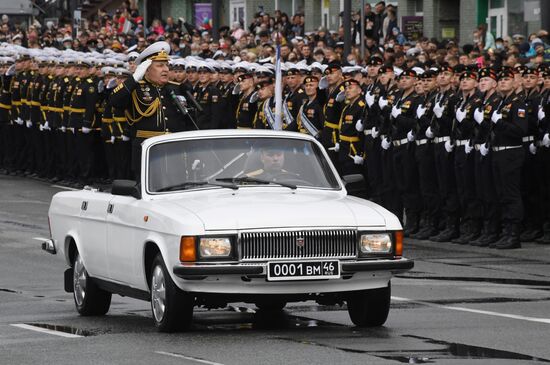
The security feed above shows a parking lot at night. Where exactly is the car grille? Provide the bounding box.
[240,230,357,261]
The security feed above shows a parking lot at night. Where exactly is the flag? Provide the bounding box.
[274,36,283,130]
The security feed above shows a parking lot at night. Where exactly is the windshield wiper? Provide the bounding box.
[156,181,238,192]
[216,177,297,190]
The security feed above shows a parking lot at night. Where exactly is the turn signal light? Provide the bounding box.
[180,236,196,262]
[394,231,403,257]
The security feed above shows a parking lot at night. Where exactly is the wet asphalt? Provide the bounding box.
[1,174,550,365]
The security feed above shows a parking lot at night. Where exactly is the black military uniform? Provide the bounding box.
[235,74,258,129]
[297,76,324,138]
[536,69,550,244]
[320,64,346,151]
[193,68,223,129]
[337,79,365,175]
[0,64,13,173]
[283,69,308,131]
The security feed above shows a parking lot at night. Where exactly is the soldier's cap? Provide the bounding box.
[344,79,361,87]
[324,62,342,74]
[296,63,309,75]
[256,77,274,89]
[198,63,215,72]
[135,41,170,65]
[116,68,132,77]
[459,70,478,81]
[218,63,233,73]
[478,67,498,81]
[303,75,319,84]
[368,56,384,66]
[101,66,117,76]
[335,42,345,48]
[453,64,466,74]
[255,66,274,77]
[213,50,226,60]
[342,66,363,75]
[498,68,515,80]
[513,64,526,74]
[286,67,300,76]
[522,67,538,77]
[439,62,454,73]
[75,59,92,68]
[398,68,417,78]
[127,51,139,61]
[419,71,433,80]
[310,62,324,71]
[237,73,254,82]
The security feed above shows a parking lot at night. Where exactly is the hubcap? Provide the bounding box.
[151,265,166,322]
[73,254,87,306]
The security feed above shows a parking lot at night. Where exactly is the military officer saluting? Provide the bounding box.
[109,41,193,177]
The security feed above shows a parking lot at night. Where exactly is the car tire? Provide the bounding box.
[72,252,111,316]
[255,300,287,312]
[346,283,391,327]
[150,253,194,332]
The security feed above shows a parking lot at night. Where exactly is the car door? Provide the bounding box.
[77,191,111,279]
[106,195,145,287]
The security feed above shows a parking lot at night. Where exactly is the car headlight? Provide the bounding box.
[359,233,392,254]
[199,237,232,257]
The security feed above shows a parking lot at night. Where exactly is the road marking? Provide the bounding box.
[155,351,224,365]
[0,200,48,204]
[10,323,83,338]
[51,185,77,191]
[392,296,550,324]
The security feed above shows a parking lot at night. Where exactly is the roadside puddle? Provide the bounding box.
[24,323,108,337]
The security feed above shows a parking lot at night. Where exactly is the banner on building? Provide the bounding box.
[195,3,213,31]
[401,16,423,41]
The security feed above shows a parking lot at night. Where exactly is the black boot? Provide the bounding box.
[496,224,521,249]
[403,212,419,237]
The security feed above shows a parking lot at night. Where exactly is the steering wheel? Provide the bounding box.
[270,172,313,186]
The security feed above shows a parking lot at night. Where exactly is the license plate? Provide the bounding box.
[267,260,340,281]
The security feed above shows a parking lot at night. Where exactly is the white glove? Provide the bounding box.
[378,97,388,109]
[391,105,402,118]
[474,107,484,124]
[133,59,152,82]
[491,111,502,124]
[381,137,391,150]
[15,117,24,125]
[365,91,375,107]
[351,155,364,165]
[480,143,489,156]
[60,126,66,132]
[455,108,467,123]
[529,143,537,155]
[355,119,364,132]
[425,126,434,139]
[106,78,117,89]
[110,136,115,144]
[407,130,415,142]
[433,102,444,119]
[371,127,379,138]
[97,80,105,94]
[318,76,328,90]
[444,140,454,153]
[39,124,44,131]
[25,120,32,128]
[539,106,546,121]
[81,126,91,134]
[329,143,340,152]
[335,91,345,102]
[5,64,15,76]
[121,135,130,142]
[43,121,50,130]
[416,104,427,119]
[543,133,550,148]
[465,143,473,154]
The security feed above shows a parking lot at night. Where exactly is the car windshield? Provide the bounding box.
[147,137,340,193]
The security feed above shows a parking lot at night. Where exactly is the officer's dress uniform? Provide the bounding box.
[320,81,346,157]
[194,81,223,129]
[337,95,365,175]
[220,80,238,129]
[491,91,528,248]
[20,70,34,174]
[235,90,258,129]
[0,71,12,172]
[297,96,324,137]
[49,75,68,181]
[63,75,79,182]
[283,84,308,131]
[253,97,277,129]
[536,84,550,244]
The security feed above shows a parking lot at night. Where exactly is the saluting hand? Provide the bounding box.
[133,59,152,82]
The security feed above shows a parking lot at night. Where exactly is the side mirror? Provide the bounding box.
[112,180,141,199]
[342,174,366,196]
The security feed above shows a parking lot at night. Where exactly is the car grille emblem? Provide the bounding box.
[296,237,305,248]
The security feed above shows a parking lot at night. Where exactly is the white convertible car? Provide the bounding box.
[44,130,413,332]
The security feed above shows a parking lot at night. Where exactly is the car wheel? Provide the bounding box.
[73,252,111,316]
[255,300,287,312]
[150,253,194,332]
[346,283,391,327]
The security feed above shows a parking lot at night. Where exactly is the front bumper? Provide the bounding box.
[173,258,413,279]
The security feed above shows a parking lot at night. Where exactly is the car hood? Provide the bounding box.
[154,189,390,231]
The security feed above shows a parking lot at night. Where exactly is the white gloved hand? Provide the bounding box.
[25,120,32,128]
[425,126,434,139]
[81,126,91,134]
[474,107,484,124]
[97,80,105,93]
[60,126,66,133]
[365,91,375,107]
[416,104,427,119]
[491,111,502,124]
[351,155,364,165]
[110,136,115,144]
[39,124,44,132]
[529,143,537,155]
[444,140,454,153]
[465,142,473,154]
[43,121,50,130]
[121,135,130,142]
[318,76,328,90]
[391,105,402,118]
[381,137,391,150]
[371,127,379,138]
[106,78,118,89]
[5,64,15,76]
[433,102,444,119]
[15,117,24,125]
[378,97,388,109]
[543,133,550,148]
[480,143,489,156]
[133,59,152,82]
[329,143,340,152]
[355,119,364,132]
[455,108,467,123]
[539,106,546,121]
[407,130,415,142]
[335,91,345,102]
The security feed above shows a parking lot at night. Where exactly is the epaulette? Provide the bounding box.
[86,78,93,84]
[358,100,365,107]
[138,80,145,84]
[298,88,304,94]
[64,77,69,83]
[339,85,345,92]
[168,81,181,85]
